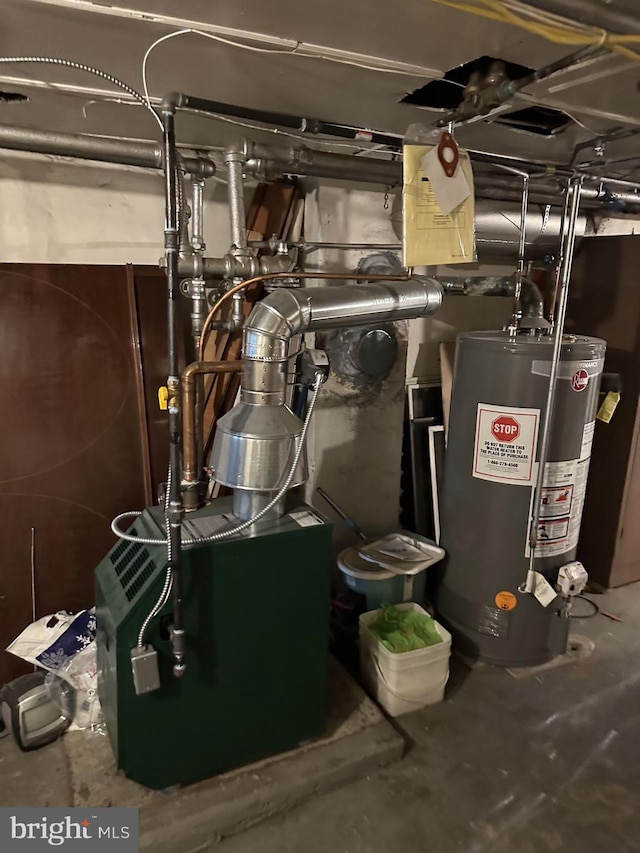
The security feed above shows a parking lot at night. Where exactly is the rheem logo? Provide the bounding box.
[491,415,520,443]
[571,369,589,392]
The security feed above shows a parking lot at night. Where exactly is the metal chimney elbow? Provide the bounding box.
[240,276,443,403]
[210,276,443,518]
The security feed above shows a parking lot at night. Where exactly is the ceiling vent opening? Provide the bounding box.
[402,55,535,111]
[0,91,28,104]
[493,106,573,136]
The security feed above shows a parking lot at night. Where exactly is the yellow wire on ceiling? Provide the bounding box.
[431,0,640,62]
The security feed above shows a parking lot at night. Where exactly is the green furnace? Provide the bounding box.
[96,498,332,790]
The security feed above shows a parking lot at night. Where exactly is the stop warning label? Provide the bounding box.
[473,403,540,485]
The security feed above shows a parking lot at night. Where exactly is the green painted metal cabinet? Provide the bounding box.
[96,500,332,789]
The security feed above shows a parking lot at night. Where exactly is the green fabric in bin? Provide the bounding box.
[369,604,442,653]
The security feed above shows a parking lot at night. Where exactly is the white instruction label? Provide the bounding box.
[540,483,574,519]
[290,510,323,528]
[473,403,540,485]
[533,571,558,607]
[581,421,595,461]
[526,455,592,557]
[531,358,605,381]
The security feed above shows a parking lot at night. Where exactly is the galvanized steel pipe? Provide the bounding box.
[524,177,584,594]
[0,123,216,176]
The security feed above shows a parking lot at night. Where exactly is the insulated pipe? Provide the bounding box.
[241,277,443,405]
[524,177,584,594]
[0,124,216,176]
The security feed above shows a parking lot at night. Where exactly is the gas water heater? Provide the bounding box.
[438,331,605,667]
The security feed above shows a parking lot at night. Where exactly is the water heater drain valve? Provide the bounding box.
[557,561,588,598]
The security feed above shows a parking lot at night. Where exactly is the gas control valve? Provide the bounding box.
[557,561,588,597]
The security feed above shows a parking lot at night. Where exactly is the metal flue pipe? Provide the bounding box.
[211,276,443,520]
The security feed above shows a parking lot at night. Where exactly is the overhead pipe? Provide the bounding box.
[0,123,216,176]
[0,123,638,208]
[157,91,400,148]
[245,142,640,207]
[436,46,606,128]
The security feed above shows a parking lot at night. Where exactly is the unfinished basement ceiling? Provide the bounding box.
[2,0,640,175]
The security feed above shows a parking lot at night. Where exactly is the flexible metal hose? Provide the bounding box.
[111,373,324,548]
[0,57,160,127]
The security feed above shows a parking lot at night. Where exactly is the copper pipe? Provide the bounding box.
[182,360,242,494]
[198,270,412,360]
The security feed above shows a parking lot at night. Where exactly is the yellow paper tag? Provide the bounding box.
[596,391,620,423]
[403,143,476,267]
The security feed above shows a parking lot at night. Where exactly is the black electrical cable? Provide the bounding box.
[570,594,600,619]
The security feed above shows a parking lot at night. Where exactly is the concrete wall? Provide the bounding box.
[0,151,231,263]
[300,182,410,545]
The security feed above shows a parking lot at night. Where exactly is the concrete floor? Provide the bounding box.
[0,658,404,852]
[217,585,640,853]
[2,586,638,853]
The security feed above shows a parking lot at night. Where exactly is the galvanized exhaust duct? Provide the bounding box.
[210,276,443,520]
[441,276,549,329]
[473,200,586,259]
[388,199,586,260]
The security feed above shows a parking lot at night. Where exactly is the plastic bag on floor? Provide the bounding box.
[6,609,96,671]
[6,609,103,733]
[369,604,442,653]
[45,645,103,733]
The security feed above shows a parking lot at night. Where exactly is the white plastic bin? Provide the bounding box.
[359,602,452,716]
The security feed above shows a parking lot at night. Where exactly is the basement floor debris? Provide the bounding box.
[2,586,639,852]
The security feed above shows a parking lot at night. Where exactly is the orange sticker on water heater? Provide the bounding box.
[495,591,518,611]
